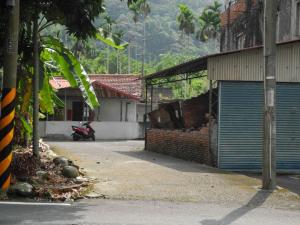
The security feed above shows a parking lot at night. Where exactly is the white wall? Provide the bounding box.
[121,100,136,122]
[96,98,121,121]
[58,97,138,122]
[39,121,141,140]
[95,98,137,122]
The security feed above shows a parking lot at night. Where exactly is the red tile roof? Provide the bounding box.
[50,74,142,101]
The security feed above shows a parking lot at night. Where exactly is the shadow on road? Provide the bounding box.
[116,150,231,174]
[276,175,300,196]
[243,173,300,196]
[200,190,272,225]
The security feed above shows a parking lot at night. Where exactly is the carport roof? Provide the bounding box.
[145,39,300,81]
[145,55,208,81]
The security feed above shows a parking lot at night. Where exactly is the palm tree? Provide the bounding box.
[112,30,125,74]
[196,1,222,51]
[206,0,222,14]
[101,15,116,38]
[129,0,151,76]
[101,15,116,74]
[176,4,195,47]
[129,0,151,23]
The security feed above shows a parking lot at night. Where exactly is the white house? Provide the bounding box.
[39,74,156,140]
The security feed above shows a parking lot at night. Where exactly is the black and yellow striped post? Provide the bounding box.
[0,0,20,190]
[0,88,16,189]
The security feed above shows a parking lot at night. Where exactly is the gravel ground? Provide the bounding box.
[49,140,300,210]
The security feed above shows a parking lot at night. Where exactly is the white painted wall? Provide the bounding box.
[96,98,137,122]
[39,121,141,140]
[120,100,137,122]
[96,98,121,121]
[62,97,138,122]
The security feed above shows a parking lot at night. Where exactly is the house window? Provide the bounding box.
[296,1,300,36]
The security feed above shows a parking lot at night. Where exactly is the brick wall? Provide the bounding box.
[146,128,211,165]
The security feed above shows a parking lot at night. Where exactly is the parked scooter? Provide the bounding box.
[71,121,95,141]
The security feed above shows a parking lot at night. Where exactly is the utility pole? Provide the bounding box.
[32,14,40,158]
[141,18,146,78]
[262,0,277,190]
[107,47,110,74]
[128,42,131,74]
[0,0,19,190]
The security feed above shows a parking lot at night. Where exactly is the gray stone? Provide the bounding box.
[75,176,88,184]
[36,170,48,180]
[85,192,106,199]
[62,166,79,178]
[53,156,69,166]
[8,182,33,197]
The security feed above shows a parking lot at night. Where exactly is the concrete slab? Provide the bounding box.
[49,140,300,210]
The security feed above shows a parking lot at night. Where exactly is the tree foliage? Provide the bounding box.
[0,0,138,144]
[105,0,217,61]
[177,3,195,36]
[129,0,151,23]
[151,53,209,99]
[197,1,222,42]
[175,1,222,52]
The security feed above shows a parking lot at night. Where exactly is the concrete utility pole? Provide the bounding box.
[33,15,40,158]
[262,0,277,190]
[0,0,19,190]
[128,42,131,74]
[141,18,146,78]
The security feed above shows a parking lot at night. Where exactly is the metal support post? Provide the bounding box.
[144,83,148,149]
[150,85,153,111]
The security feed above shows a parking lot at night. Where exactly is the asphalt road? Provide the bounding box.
[1,199,300,225]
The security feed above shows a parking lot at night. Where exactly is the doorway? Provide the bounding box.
[72,101,83,121]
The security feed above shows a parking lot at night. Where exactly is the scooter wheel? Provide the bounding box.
[91,134,95,141]
[73,135,79,141]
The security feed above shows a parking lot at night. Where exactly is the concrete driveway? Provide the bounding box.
[49,140,300,210]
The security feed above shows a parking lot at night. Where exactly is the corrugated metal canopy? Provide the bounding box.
[145,39,300,82]
[208,40,300,82]
[145,56,208,81]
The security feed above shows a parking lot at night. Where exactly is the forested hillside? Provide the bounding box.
[105,0,222,62]
[43,0,223,75]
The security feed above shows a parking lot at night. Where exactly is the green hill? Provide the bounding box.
[105,0,223,62]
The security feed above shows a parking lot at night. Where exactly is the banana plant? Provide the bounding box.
[17,31,127,143]
[41,36,99,110]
